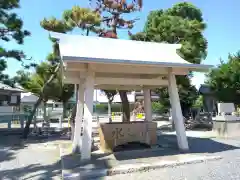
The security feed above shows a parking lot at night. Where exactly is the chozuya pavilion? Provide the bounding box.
[50,32,212,160]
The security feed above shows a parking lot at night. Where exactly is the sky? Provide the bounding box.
[4,0,240,89]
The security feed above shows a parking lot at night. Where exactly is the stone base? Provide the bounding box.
[212,120,240,137]
[98,121,157,153]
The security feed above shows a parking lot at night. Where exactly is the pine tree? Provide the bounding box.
[0,0,32,85]
[90,0,143,122]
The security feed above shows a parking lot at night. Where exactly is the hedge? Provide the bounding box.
[95,102,167,114]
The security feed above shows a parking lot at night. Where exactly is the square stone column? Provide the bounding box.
[72,80,85,154]
[81,71,95,160]
[168,69,189,151]
[143,88,152,121]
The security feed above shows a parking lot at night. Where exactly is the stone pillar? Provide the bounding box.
[72,81,85,154]
[143,88,152,121]
[81,71,94,160]
[168,69,189,151]
[8,120,11,129]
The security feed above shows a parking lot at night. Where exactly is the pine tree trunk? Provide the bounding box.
[22,64,60,139]
[111,25,131,123]
[63,101,67,118]
[119,90,130,122]
[23,97,42,138]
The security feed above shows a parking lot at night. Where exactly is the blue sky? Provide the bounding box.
[4,0,240,89]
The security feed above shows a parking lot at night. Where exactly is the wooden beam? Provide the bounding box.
[66,62,189,75]
[66,63,168,74]
[95,72,165,79]
[95,77,168,86]
[65,62,88,72]
[95,85,160,90]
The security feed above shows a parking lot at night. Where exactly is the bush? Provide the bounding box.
[95,102,169,114]
[152,102,168,114]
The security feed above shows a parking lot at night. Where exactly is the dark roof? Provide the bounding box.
[0,82,23,92]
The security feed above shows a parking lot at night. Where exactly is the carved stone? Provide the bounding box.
[98,121,157,153]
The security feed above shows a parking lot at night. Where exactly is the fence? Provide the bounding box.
[0,113,29,129]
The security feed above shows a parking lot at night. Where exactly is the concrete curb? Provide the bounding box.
[107,155,222,176]
[60,146,222,180]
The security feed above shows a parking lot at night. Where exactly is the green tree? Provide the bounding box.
[131,2,207,116]
[16,63,54,120]
[41,3,142,124]
[17,62,60,138]
[193,95,203,108]
[45,37,75,119]
[0,0,33,85]
[18,36,75,138]
[206,52,240,104]
[41,7,101,151]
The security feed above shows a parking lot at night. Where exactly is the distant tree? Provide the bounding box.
[15,61,62,121]
[193,95,203,108]
[206,52,240,105]
[131,2,207,116]
[155,77,198,117]
[17,62,60,138]
[45,37,74,119]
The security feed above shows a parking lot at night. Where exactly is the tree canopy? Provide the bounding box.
[0,0,32,86]
[41,2,142,122]
[131,2,207,115]
[132,2,207,64]
[206,52,240,104]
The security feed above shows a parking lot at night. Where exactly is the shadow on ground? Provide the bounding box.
[0,133,67,179]
[62,133,240,177]
[0,131,69,162]
[157,134,240,154]
[0,161,61,179]
[157,124,175,132]
[106,134,240,161]
[157,124,212,132]
[1,128,240,179]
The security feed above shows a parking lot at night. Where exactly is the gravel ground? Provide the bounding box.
[0,136,62,180]
[0,121,239,180]
[103,138,240,180]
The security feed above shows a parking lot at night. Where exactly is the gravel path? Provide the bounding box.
[103,138,240,180]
